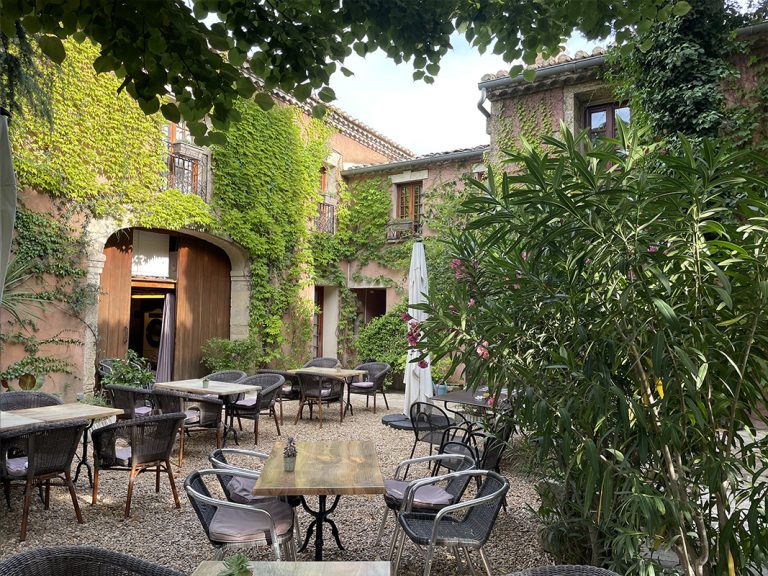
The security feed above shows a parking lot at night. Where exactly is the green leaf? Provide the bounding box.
[160,103,181,123]
[253,92,275,110]
[38,35,67,64]
[138,97,160,115]
[317,86,336,103]
[208,131,228,146]
[93,54,118,74]
[311,103,327,119]
[653,298,678,327]
[672,1,692,16]
[228,48,245,67]
[340,67,354,77]
[294,83,312,101]
[236,77,256,98]
[522,68,537,82]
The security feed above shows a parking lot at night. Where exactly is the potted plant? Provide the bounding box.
[217,553,252,576]
[283,437,297,472]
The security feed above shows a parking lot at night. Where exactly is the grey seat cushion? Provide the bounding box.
[134,406,152,416]
[235,398,258,408]
[184,409,200,424]
[351,381,375,389]
[113,446,132,466]
[6,456,28,477]
[384,478,453,508]
[226,475,271,505]
[209,500,293,543]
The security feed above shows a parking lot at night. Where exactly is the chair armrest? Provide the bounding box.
[209,448,269,471]
[394,453,475,480]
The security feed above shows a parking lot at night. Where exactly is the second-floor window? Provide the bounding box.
[586,102,630,140]
[315,202,336,234]
[397,182,422,232]
[162,121,208,199]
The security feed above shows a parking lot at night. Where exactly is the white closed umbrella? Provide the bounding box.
[0,112,17,304]
[403,240,432,415]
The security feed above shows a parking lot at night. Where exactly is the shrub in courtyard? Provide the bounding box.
[417,125,768,576]
[354,305,408,386]
[201,337,265,373]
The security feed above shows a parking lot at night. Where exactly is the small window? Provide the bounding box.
[320,166,327,194]
[586,103,630,139]
[397,182,422,232]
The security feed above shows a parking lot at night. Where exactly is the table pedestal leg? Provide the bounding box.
[73,420,94,487]
[298,495,343,560]
[222,407,239,447]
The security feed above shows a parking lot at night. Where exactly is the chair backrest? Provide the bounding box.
[0,391,63,411]
[97,358,116,377]
[150,389,184,414]
[410,401,451,441]
[204,370,247,383]
[257,369,300,392]
[461,470,509,544]
[184,470,217,539]
[208,448,268,501]
[297,372,344,397]
[93,412,186,467]
[437,440,478,500]
[301,357,339,369]
[238,373,283,393]
[103,384,152,413]
[257,375,285,408]
[0,545,186,576]
[1,420,86,479]
[355,362,391,386]
[474,415,515,471]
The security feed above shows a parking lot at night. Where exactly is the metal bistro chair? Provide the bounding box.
[393,469,510,576]
[151,388,224,465]
[506,567,622,576]
[0,420,88,541]
[229,373,284,445]
[0,546,186,576]
[91,412,186,518]
[294,371,345,429]
[375,448,476,551]
[0,390,63,410]
[346,361,391,415]
[185,468,296,561]
[408,401,458,460]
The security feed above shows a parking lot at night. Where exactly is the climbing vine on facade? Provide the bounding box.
[211,98,332,361]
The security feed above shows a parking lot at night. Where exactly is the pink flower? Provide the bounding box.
[455,270,462,279]
[418,360,429,369]
[647,244,658,253]
[476,341,490,360]
[512,283,521,290]
[487,394,497,407]
[400,312,413,322]
[468,298,476,307]
[450,258,462,270]
[521,251,529,260]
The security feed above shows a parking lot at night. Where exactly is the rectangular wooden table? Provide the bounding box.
[253,440,385,560]
[155,379,262,445]
[0,411,43,432]
[2,403,124,486]
[192,561,390,576]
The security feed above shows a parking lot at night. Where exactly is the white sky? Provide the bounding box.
[329,34,600,156]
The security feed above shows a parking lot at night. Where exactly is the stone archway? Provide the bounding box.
[82,219,250,391]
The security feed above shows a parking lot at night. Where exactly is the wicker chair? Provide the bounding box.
[185,468,296,560]
[91,412,186,518]
[103,384,153,418]
[506,567,621,576]
[228,374,284,445]
[345,361,391,415]
[151,388,223,465]
[294,371,345,428]
[0,546,185,576]
[393,469,509,576]
[0,420,87,541]
[0,390,63,410]
[203,370,247,383]
[302,357,340,369]
[256,369,301,425]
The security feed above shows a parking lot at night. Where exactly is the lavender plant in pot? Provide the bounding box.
[283,437,297,472]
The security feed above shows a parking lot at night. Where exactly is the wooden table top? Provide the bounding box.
[7,403,124,425]
[252,440,385,497]
[154,379,261,396]
[0,411,43,432]
[192,561,390,576]
[287,367,368,378]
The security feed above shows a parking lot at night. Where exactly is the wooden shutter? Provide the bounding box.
[173,236,231,379]
[97,231,133,361]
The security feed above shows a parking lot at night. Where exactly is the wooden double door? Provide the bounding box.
[97,230,231,380]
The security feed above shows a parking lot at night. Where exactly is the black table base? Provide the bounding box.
[297,495,344,560]
[73,420,96,487]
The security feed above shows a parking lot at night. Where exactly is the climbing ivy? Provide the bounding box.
[10,38,213,229]
[211,98,332,360]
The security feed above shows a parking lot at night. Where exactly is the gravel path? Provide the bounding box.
[0,393,552,574]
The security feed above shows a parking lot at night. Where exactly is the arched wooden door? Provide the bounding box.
[173,236,231,379]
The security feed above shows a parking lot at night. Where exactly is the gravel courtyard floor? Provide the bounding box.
[0,392,552,574]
